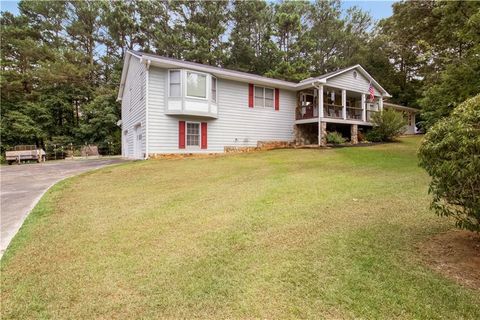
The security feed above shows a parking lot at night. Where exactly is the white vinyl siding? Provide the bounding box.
[147,67,296,154]
[326,69,381,96]
[121,56,146,159]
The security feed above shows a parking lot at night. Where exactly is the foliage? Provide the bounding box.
[365,130,384,143]
[368,109,408,142]
[1,0,479,150]
[379,0,480,123]
[326,131,346,145]
[420,56,480,130]
[418,95,480,232]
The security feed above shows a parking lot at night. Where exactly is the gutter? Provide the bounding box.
[311,79,326,89]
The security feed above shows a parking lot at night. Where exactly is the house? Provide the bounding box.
[118,50,418,159]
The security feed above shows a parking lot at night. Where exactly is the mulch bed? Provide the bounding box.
[418,230,480,290]
[295,141,392,149]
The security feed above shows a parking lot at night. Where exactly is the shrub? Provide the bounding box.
[357,131,365,142]
[326,131,346,144]
[418,94,480,232]
[369,109,408,141]
[365,130,383,142]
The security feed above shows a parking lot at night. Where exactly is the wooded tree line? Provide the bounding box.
[1,0,479,151]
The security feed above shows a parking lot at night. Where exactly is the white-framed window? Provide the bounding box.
[186,122,201,147]
[254,86,275,108]
[186,71,207,99]
[211,76,217,103]
[169,70,181,97]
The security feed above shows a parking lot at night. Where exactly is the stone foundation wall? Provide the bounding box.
[148,153,217,159]
[224,146,259,153]
[257,141,292,149]
[350,124,358,144]
[319,122,327,146]
[225,140,291,153]
[294,124,318,145]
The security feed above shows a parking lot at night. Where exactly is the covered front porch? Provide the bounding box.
[295,86,383,123]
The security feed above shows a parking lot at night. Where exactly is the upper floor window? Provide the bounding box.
[169,70,181,97]
[211,77,217,103]
[186,71,207,99]
[254,86,274,108]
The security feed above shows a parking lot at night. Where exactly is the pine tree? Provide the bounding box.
[227,0,279,75]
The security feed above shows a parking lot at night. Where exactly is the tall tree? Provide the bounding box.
[227,0,279,75]
[175,1,229,65]
[265,0,310,81]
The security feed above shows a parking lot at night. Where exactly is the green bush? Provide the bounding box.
[365,130,383,142]
[418,94,480,232]
[369,109,408,141]
[326,131,346,145]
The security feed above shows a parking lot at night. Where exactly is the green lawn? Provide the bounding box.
[1,136,479,319]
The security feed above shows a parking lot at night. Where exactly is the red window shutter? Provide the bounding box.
[179,121,185,149]
[248,84,254,108]
[275,88,280,111]
[201,122,207,149]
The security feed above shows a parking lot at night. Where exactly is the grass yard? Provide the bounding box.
[1,136,479,319]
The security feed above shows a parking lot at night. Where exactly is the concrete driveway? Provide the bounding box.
[0,157,128,257]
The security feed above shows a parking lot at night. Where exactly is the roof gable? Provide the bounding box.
[298,65,390,97]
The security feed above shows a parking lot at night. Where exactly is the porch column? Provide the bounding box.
[361,94,366,122]
[318,86,324,118]
[379,95,383,112]
[318,85,324,146]
[342,89,347,119]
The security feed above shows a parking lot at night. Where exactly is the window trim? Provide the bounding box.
[185,70,208,100]
[254,85,275,108]
[185,121,201,149]
[168,69,182,98]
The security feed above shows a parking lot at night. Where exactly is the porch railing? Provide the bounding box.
[323,104,343,119]
[346,107,363,120]
[295,104,379,122]
[296,105,318,120]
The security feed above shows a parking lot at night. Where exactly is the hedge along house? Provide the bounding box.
[118,50,417,159]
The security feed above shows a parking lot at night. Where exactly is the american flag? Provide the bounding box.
[368,82,375,102]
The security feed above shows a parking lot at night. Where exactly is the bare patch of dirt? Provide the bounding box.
[419,230,480,290]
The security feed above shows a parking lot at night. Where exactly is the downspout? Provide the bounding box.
[145,59,151,159]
